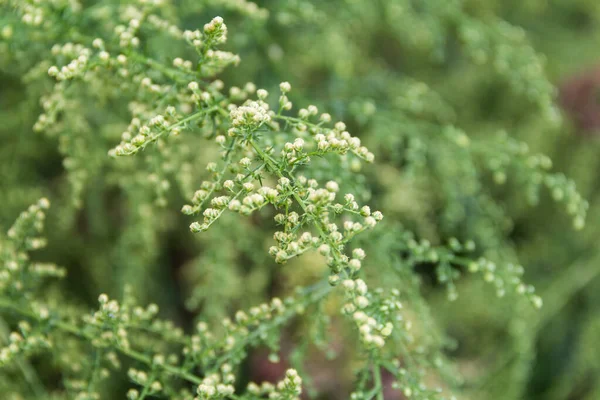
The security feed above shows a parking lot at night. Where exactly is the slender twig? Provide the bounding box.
[372,362,384,400]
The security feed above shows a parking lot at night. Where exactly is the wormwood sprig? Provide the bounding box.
[0,1,593,399]
[386,229,544,307]
[0,201,324,398]
[178,84,402,356]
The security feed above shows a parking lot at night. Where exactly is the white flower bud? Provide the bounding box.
[92,38,104,48]
[257,89,268,99]
[381,322,393,337]
[279,82,291,93]
[342,280,355,290]
[334,121,346,131]
[352,248,365,260]
[318,244,330,255]
[325,181,339,193]
[349,259,361,271]
[355,296,369,309]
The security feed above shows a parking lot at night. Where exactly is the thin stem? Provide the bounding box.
[191,137,241,214]
[372,362,384,400]
[87,349,102,395]
[137,371,156,400]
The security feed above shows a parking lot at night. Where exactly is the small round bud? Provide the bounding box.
[38,198,50,209]
[355,296,369,309]
[325,181,339,193]
[328,274,340,286]
[279,82,291,93]
[318,244,330,255]
[531,295,543,309]
[257,89,268,99]
[92,38,104,49]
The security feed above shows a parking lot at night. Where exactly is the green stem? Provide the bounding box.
[87,349,102,395]
[372,362,384,400]
[137,372,156,400]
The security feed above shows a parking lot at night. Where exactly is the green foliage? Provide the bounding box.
[0,0,599,399]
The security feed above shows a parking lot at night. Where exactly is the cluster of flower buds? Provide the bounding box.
[127,368,163,398]
[543,173,588,230]
[115,18,141,48]
[203,49,241,71]
[269,182,381,269]
[274,96,375,164]
[183,28,204,50]
[180,16,241,75]
[188,81,212,104]
[183,296,291,372]
[82,293,162,349]
[18,2,48,26]
[0,199,64,294]
[195,372,235,400]
[0,328,51,367]
[110,108,184,156]
[203,16,228,44]
[246,369,302,399]
[47,45,92,81]
[340,281,399,349]
[276,81,293,111]
[229,99,272,132]
[467,258,543,308]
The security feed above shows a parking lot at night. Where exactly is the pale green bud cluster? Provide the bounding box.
[0,329,51,367]
[245,369,302,399]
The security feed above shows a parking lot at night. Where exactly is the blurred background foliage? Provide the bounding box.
[1,0,600,399]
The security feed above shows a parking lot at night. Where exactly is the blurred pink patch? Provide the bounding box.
[382,369,405,399]
[249,349,289,384]
[559,65,600,133]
